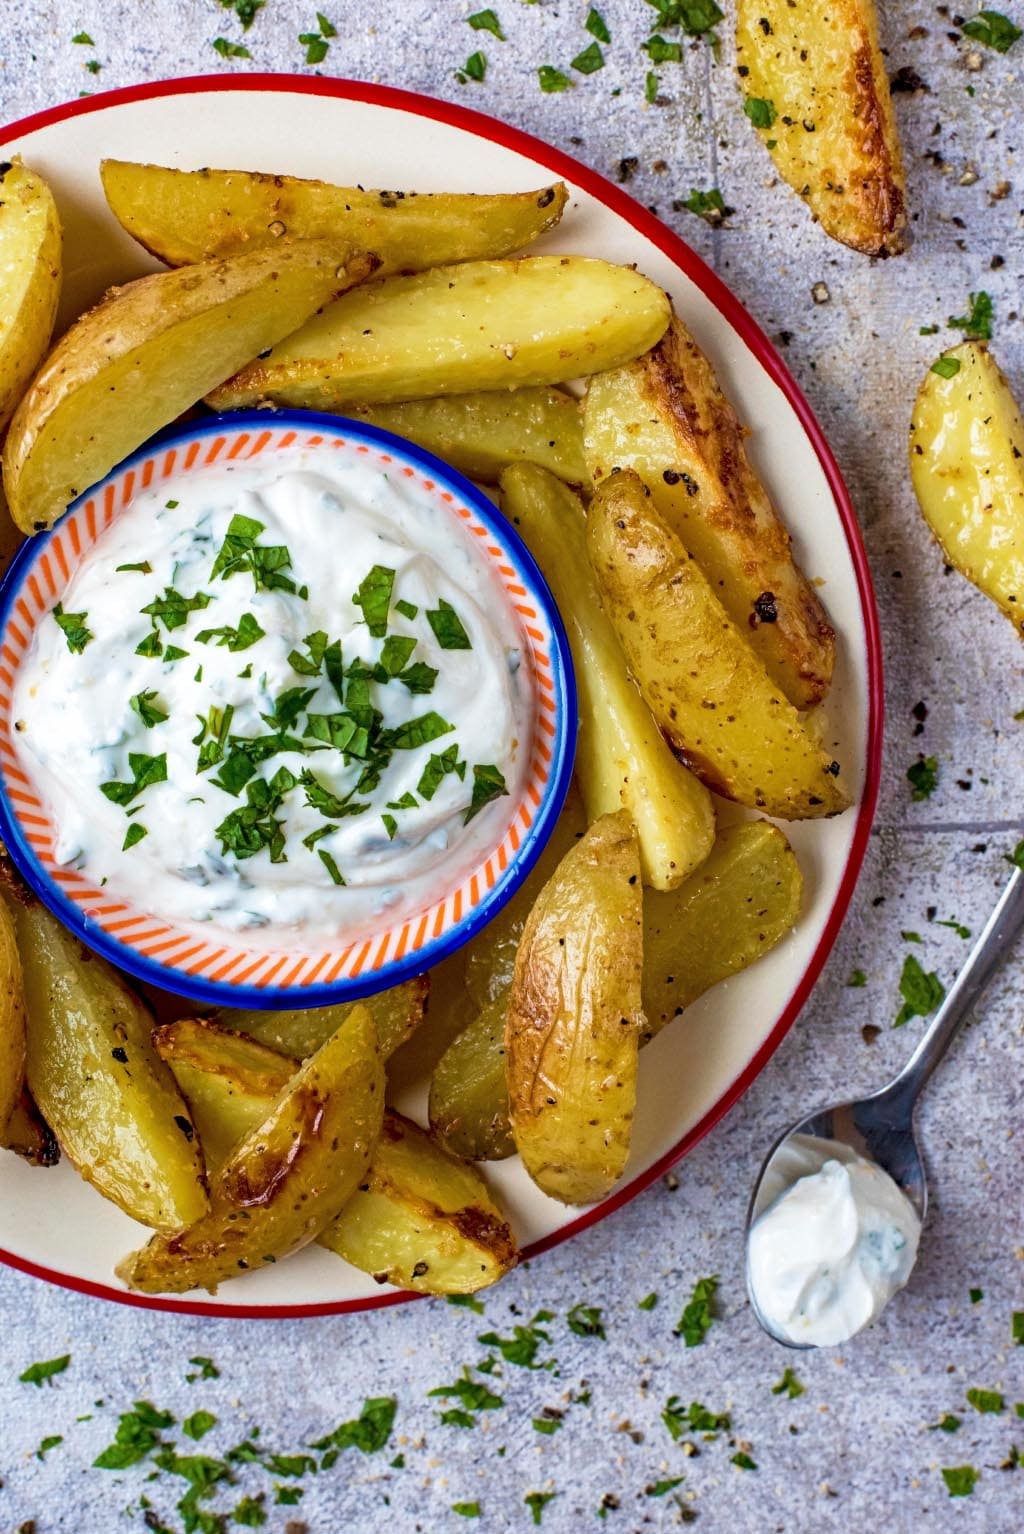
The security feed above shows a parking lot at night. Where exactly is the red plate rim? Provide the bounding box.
[0,71,884,1319]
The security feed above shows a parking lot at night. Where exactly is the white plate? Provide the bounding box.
[0,75,882,1317]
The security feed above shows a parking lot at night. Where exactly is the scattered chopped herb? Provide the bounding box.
[353,565,395,637]
[187,1357,220,1383]
[587,8,611,42]
[938,918,972,939]
[135,629,164,658]
[197,613,266,652]
[122,822,148,851]
[233,1495,267,1527]
[920,324,940,335]
[894,953,945,1028]
[163,644,188,663]
[674,1273,718,1346]
[538,65,572,92]
[465,762,508,823]
[130,689,168,728]
[426,597,471,650]
[460,50,488,81]
[53,602,93,653]
[100,752,168,809]
[210,513,303,597]
[36,1435,63,1460]
[571,40,605,73]
[942,1465,980,1497]
[847,968,868,987]
[309,1396,397,1458]
[417,743,466,801]
[645,0,723,36]
[901,930,922,944]
[318,848,345,885]
[447,1293,485,1313]
[644,34,682,62]
[1008,839,1024,872]
[676,187,728,223]
[468,8,504,37]
[93,1401,175,1469]
[970,1288,984,1303]
[212,36,252,57]
[645,70,660,101]
[183,1410,218,1442]
[116,560,152,573]
[1013,1312,1024,1344]
[567,1302,606,1339]
[19,1354,71,1386]
[429,1373,504,1418]
[452,1504,482,1519]
[477,1311,554,1369]
[907,754,939,800]
[391,711,454,750]
[85,58,101,72]
[532,1416,562,1435]
[71,30,95,43]
[930,1413,962,1433]
[662,1397,730,1440]
[731,1451,757,1470]
[960,9,1022,51]
[647,1476,685,1496]
[638,1292,659,1310]
[141,585,212,632]
[967,1387,1005,1414]
[948,290,994,341]
[395,598,418,619]
[931,355,961,379]
[771,1367,805,1399]
[744,96,777,129]
[524,1491,558,1525]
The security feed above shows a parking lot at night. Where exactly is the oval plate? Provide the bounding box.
[0,75,882,1317]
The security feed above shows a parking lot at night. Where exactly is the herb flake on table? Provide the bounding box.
[309,1395,397,1460]
[847,968,868,987]
[453,1503,482,1518]
[218,0,264,27]
[662,1397,730,1440]
[744,96,776,129]
[36,1434,63,1460]
[567,1302,606,1338]
[586,8,611,42]
[524,1490,558,1525]
[771,1367,805,1399]
[930,1413,962,1432]
[212,36,252,57]
[468,8,504,38]
[477,1310,554,1369]
[182,1410,217,1442]
[186,1356,220,1383]
[960,9,1022,51]
[967,1387,1004,1413]
[538,65,572,92]
[731,1450,757,1470]
[894,953,945,1028]
[638,1291,658,1310]
[94,1401,175,1469]
[71,30,94,43]
[1012,1311,1024,1344]
[571,41,605,73]
[948,290,994,341]
[907,753,939,800]
[674,1273,718,1345]
[19,1353,70,1386]
[941,1465,980,1497]
[970,1287,984,1303]
[458,51,488,83]
[647,1476,685,1496]
[447,1293,485,1313]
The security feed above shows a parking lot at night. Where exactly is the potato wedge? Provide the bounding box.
[218,973,427,1062]
[16,900,207,1230]
[500,462,715,888]
[587,471,850,819]
[351,388,586,486]
[3,240,375,533]
[119,1003,383,1294]
[430,994,513,1162]
[0,482,25,579]
[385,952,476,1096]
[735,0,907,256]
[910,342,1024,632]
[206,257,671,411]
[642,820,803,1040]
[0,159,62,432]
[101,160,568,273]
[506,810,643,1205]
[157,1018,516,1294]
[583,319,835,710]
[0,1086,60,1167]
[0,897,26,1135]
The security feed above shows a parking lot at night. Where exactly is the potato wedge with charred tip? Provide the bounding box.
[207,257,672,412]
[0,159,62,434]
[587,470,850,819]
[735,0,907,256]
[0,1086,60,1167]
[157,1016,517,1294]
[500,462,715,889]
[642,821,803,1041]
[583,318,835,710]
[101,160,568,273]
[16,900,207,1230]
[506,810,644,1206]
[118,1003,383,1294]
[218,973,427,1063]
[0,897,26,1136]
[910,342,1024,632]
[351,388,587,487]
[430,995,514,1162]
[3,239,375,534]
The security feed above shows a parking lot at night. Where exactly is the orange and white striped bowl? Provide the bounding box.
[0,411,576,1008]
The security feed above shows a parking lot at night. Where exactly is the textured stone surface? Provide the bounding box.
[1,3,1023,1530]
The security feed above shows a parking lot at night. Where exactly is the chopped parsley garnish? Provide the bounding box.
[395,598,418,619]
[938,918,971,939]
[317,848,345,884]
[71,30,94,43]
[429,1372,504,1422]
[116,560,152,573]
[468,8,504,38]
[101,752,168,808]
[966,1387,1004,1413]
[1013,1311,1024,1344]
[676,187,728,224]
[931,356,962,379]
[183,1410,217,1441]
[210,513,305,596]
[538,64,572,92]
[960,9,1022,51]
[674,1273,719,1346]
[847,968,868,987]
[447,1293,486,1313]
[141,585,212,631]
[418,744,466,801]
[731,1451,757,1470]
[477,1311,554,1370]
[644,34,682,62]
[353,564,395,636]
[662,1397,730,1440]
[647,1476,685,1497]
[567,1302,606,1339]
[212,36,253,57]
[453,1503,482,1518]
[19,1353,71,1386]
[524,1491,558,1525]
[645,69,660,102]
[771,1367,805,1399]
[930,1413,962,1432]
[459,50,488,82]
[218,0,265,28]
[645,0,723,37]
[894,953,945,1028]
[93,1401,175,1469]
[532,1415,562,1435]
[907,754,939,800]
[214,771,295,863]
[122,822,148,851]
[941,1465,980,1497]
[390,711,455,750]
[571,40,605,73]
[426,597,472,650]
[196,613,265,652]
[744,96,777,129]
[586,7,611,42]
[130,689,168,728]
[309,1396,396,1458]
[948,290,994,341]
[187,1356,220,1383]
[36,1435,63,1460]
[52,602,92,654]
[465,763,507,823]
[970,1287,984,1303]
[299,13,336,64]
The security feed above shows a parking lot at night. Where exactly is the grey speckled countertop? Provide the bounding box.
[1,3,1023,1531]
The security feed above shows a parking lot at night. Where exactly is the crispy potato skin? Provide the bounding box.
[3,240,375,533]
[206,257,671,411]
[587,471,850,819]
[584,319,835,710]
[17,901,208,1230]
[119,1005,384,1294]
[505,810,644,1206]
[101,160,568,272]
[735,0,907,256]
[218,974,427,1062]
[0,898,26,1135]
[0,159,62,432]
[642,821,803,1040]
[910,342,1024,631]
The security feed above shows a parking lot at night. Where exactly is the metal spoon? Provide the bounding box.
[746,862,1024,1348]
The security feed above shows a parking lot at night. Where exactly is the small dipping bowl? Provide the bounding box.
[0,411,576,1008]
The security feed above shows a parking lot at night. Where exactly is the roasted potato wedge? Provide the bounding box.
[0,897,26,1135]
[506,810,644,1205]
[385,952,476,1096]
[0,1087,60,1167]
[583,318,835,710]
[735,0,907,256]
[158,1017,516,1294]
[219,973,427,1063]
[351,388,586,486]
[642,820,803,1040]
[587,471,850,819]
[3,240,374,533]
[118,1003,383,1294]
[0,159,62,433]
[430,996,514,1162]
[101,160,568,273]
[910,342,1024,632]
[16,901,207,1230]
[0,483,25,579]
[207,257,671,411]
[500,462,715,888]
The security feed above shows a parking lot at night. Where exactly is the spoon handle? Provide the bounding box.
[878,863,1024,1116]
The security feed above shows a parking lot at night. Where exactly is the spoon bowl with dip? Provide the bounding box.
[746,861,1024,1349]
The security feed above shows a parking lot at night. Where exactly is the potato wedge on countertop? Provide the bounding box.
[101,160,568,273]
[501,462,715,889]
[17,900,207,1230]
[587,471,850,819]
[0,897,26,1136]
[506,810,644,1206]
[158,1017,517,1295]
[583,318,835,710]
[119,1003,383,1294]
[351,388,587,487]
[3,239,375,533]
[0,159,62,433]
[735,0,907,256]
[910,342,1024,632]
[218,973,427,1063]
[206,257,671,411]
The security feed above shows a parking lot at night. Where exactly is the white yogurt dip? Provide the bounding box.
[12,450,532,945]
[747,1135,921,1347]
